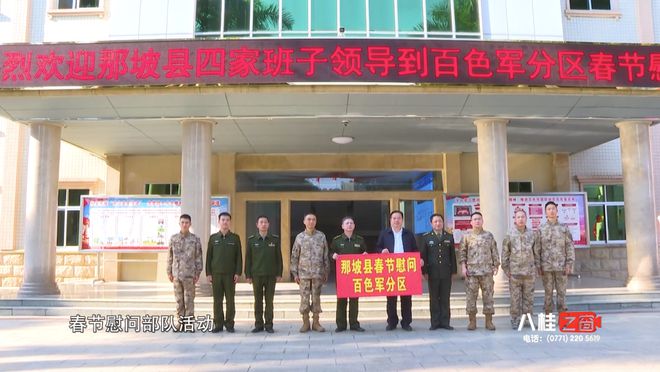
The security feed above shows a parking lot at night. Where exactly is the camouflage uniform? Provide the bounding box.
[538,220,575,313]
[459,228,500,315]
[167,232,203,321]
[290,230,329,315]
[502,226,539,328]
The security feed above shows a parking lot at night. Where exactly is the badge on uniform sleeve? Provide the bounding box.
[354,243,361,247]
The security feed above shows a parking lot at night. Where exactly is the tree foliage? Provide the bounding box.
[196,0,294,33]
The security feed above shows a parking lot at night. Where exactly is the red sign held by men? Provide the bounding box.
[335,252,423,298]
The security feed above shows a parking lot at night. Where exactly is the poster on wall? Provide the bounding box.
[80,196,230,252]
[444,193,589,248]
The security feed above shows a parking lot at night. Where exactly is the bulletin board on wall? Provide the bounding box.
[79,195,229,252]
[444,193,589,248]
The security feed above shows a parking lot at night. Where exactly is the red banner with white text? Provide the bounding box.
[335,252,422,298]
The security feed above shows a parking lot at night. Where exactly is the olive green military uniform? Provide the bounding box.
[245,233,283,331]
[538,221,575,313]
[206,231,243,330]
[420,230,457,329]
[167,232,203,322]
[330,233,368,330]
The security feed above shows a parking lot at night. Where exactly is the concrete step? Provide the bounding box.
[3,291,660,319]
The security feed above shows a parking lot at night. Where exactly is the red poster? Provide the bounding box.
[335,253,422,298]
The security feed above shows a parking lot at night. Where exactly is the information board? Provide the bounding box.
[80,196,229,251]
[444,193,589,247]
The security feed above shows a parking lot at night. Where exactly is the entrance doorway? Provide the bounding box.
[290,200,389,281]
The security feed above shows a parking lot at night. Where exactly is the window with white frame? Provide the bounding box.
[57,0,100,9]
[195,0,481,39]
[144,183,180,196]
[583,184,625,244]
[568,0,611,10]
[509,181,532,193]
[57,188,90,249]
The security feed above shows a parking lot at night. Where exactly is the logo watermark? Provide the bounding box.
[518,311,602,344]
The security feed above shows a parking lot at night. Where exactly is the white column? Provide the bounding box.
[18,123,62,296]
[474,119,510,292]
[616,120,660,291]
[180,119,214,286]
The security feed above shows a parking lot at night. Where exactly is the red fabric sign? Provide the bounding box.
[335,252,422,298]
[2,39,660,88]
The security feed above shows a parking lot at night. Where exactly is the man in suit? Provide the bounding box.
[375,210,419,331]
[420,213,457,330]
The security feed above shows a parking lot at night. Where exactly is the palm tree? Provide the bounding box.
[196,0,221,33]
[253,1,294,31]
[416,0,479,33]
[453,0,478,32]
[196,0,293,34]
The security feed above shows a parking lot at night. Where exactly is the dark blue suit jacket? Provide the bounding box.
[375,228,418,253]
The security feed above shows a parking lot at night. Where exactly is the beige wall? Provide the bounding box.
[122,155,182,194]
[460,153,558,193]
[115,151,568,282]
[0,149,568,285]
[121,154,222,195]
[0,120,28,252]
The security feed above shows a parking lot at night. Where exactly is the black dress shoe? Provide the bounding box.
[441,325,454,330]
[211,326,222,333]
[429,325,439,330]
[385,324,396,331]
[350,326,365,332]
[265,327,274,333]
[226,327,235,333]
[335,327,346,333]
[401,325,413,331]
[251,327,264,333]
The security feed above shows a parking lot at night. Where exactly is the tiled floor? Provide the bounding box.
[1,312,658,371]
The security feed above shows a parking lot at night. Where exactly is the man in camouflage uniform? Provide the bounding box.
[538,201,575,314]
[245,215,282,333]
[167,214,203,332]
[206,212,243,333]
[459,211,500,331]
[502,209,539,329]
[330,216,367,333]
[291,212,330,333]
[421,213,457,331]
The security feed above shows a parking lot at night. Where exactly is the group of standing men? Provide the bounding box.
[166,200,575,333]
[166,212,282,333]
[463,201,575,330]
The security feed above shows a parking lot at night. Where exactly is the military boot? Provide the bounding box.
[299,313,310,333]
[467,312,477,331]
[312,313,325,332]
[485,314,496,331]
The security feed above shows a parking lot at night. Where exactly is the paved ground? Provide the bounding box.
[1,312,659,371]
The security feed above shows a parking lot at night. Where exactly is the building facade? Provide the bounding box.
[0,0,658,292]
